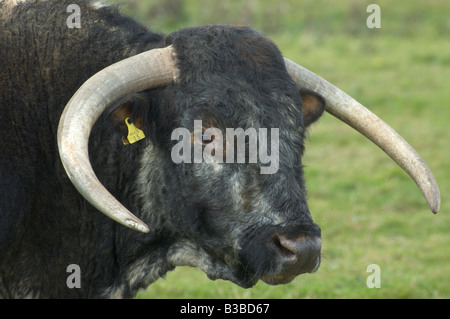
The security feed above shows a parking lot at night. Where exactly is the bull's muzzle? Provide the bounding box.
[262,228,321,284]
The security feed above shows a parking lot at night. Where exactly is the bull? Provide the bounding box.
[0,0,440,298]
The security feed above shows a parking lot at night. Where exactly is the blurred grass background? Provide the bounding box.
[109,0,449,298]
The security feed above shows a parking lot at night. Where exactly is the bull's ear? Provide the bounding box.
[106,92,151,138]
[300,88,325,127]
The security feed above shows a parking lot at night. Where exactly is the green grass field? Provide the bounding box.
[111,0,449,298]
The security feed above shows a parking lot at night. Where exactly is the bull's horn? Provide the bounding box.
[57,46,177,233]
[284,58,440,214]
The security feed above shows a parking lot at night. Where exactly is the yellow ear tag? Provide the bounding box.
[122,118,145,145]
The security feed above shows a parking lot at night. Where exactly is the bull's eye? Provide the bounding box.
[201,134,215,145]
[191,129,217,146]
[191,127,226,159]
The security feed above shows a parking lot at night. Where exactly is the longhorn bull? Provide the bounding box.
[0,0,439,298]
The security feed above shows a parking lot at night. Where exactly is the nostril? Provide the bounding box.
[272,232,321,260]
[262,227,322,281]
[271,234,297,259]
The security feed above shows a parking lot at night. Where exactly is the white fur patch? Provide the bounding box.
[90,1,108,9]
[1,0,29,5]
[0,0,29,13]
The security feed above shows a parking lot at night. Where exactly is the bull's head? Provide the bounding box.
[57,26,440,287]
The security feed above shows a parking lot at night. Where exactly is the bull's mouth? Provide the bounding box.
[260,254,321,285]
[261,274,297,285]
[210,254,321,288]
[217,269,312,288]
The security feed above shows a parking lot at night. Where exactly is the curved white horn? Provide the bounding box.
[58,46,177,233]
[284,58,440,214]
